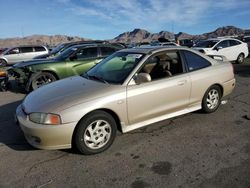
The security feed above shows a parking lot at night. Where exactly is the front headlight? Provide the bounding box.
[29,113,61,125]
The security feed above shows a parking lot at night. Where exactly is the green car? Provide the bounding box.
[8,43,122,91]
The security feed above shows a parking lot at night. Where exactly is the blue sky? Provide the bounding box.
[0,0,250,39]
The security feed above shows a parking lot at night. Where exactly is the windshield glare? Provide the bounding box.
[50,44,65,54]
[54,47,77,60]
[195,40,218,48]
[86,52,144,84]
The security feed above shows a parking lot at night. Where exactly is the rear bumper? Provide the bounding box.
[222,78,236,97]
[16,105,77,150]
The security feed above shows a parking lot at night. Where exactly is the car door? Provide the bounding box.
[126,50,191,125]
[4,48,20,64]
[212,40,233,60]
[181,50,213,105]
[19,47,35,61]
[229,40,243,60]
[66,47,100,76]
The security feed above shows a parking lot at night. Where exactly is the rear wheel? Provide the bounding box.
[236,53,244,64]
[0,59,7,67]
[202,85,222,113]
[74,111,117,155]
[30,72,57,91]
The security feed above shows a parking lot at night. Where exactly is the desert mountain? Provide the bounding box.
[113,26,246,43]
[0,35,88,48]
[111,28,175,43]
[0,26,247,48]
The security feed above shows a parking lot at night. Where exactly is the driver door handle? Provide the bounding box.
[177,80,187,86]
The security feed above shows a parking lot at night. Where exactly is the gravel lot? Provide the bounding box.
[0,59,250,188]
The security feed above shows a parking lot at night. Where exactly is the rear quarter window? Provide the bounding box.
[34,46,46,52]
[229,40,241,46]
[100,47,117,57]
[182,50,211,72]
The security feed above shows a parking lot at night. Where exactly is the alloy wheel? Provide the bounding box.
[206,89,219,110]
[83,120,112,150]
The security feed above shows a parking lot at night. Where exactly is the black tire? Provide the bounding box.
[30,72,57,91]
[202,85,222,113]
[236,53,244,64]
[74,111,117,155]
[0,59,7,67]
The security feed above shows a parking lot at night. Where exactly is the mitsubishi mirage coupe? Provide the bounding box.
[16,47,235,155]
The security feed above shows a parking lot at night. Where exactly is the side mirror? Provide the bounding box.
[215,46,222,51]
[134,73,151,84]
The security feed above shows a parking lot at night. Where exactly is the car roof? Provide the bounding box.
[119,46,186,54]
[68,43,122,49]
[8,45,47,49]
[207,38,239,41]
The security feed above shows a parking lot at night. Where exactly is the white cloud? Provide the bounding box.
[58,0,250,32]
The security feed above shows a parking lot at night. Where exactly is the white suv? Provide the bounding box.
[193,38,249,64]
[0,45,48,66]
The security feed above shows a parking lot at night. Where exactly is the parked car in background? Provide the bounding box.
[151,41,179,46]
[0,48,8,55]
[16,46,235,154]
[0,45,48,66]
[242,36,250,53]
[178,39,194,47]
[8,43,122,91]
[33,40,115,59]
[193,38,249,64]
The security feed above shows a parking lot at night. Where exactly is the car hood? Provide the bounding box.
[13,58,57,68]
[22,76,119,113]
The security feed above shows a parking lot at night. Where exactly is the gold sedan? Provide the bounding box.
[16,47,235,154]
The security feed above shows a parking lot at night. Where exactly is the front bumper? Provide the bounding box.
[16,105,77,150]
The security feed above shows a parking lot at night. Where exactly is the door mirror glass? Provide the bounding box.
[134,73,151,84]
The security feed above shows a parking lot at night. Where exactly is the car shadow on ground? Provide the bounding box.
[0,100,35,151]
[6,79,27,94]
[233,63,250,77]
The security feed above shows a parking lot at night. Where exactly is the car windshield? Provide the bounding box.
[84,52,144,84]
[195,40,218,48]
[54,47,77,60]
[50,44,66,55]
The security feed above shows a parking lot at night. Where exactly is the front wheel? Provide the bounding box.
[30,72,57,91]
[236,53,244,64]
[0,59,7,67]
[74,111,117,155]
[202,85,222,113]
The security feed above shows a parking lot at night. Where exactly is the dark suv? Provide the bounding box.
[8,43,123,91]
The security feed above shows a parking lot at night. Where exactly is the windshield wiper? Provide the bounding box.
[82,72,90,79]
[89,75,109,84]
[82,73,109,84]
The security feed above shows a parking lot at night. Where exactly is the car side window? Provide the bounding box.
[216,40,229,48]
[75,47,98,60]
[139,51,183,81]
[182,51,211,71]
[229,40,241,46]
[20,47,33,53]
[100,47,117,57]
[7,48,19,55]
[243,37,250,42]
